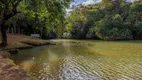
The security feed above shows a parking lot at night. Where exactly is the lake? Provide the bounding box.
[11,39,142,80]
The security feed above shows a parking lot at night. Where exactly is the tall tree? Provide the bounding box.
[0,0,72,46]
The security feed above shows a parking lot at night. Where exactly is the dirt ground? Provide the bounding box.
[0,51,29,80]
[0,34,51,80]
[0,34,50,50]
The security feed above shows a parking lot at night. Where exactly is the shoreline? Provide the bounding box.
[0,34,56,80]
[0,51,29,80]
[0,41,55,80]
[0,34,55,51]
[1,41,55,52]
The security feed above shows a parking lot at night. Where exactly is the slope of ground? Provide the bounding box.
[0,51,29,80]
[0,34,51,51]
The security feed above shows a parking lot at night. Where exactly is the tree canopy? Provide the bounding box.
[0,0,72,46]
[0,0,142,46]
[65,0,142,40]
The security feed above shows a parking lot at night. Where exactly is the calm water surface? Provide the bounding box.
[11,39,142,80]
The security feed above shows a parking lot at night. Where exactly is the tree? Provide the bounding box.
[126,0,142,39]
[94,14,132,40]
[65,6,88,38]
[0,0,22,46]
[0,0,72,46]
[65,0,142,40]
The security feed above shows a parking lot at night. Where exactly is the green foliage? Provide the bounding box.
[0,0,72,39]
[65,0,142,40]
[135,22,142,37]
[65,7,88,38]
[1,0,142,40]
[94,14,132,40]
[136,22,142,29]
[131,1,142,12]
[65,5,100,39]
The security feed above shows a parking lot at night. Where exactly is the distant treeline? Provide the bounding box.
[64,0,142,40]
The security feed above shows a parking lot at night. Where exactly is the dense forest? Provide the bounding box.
[0,0,142,46]
[65,0,142,40]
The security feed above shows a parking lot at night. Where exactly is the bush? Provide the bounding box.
[134,22,142,39]
[135,22,142,30]
[94,15,133,40]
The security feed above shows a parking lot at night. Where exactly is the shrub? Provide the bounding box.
[94,15,133,40]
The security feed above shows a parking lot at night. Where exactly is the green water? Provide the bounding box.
[11,39,142,80]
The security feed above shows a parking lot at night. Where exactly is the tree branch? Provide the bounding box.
[4,0,22,20]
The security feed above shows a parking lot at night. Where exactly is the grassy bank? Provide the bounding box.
[0,34,53,51]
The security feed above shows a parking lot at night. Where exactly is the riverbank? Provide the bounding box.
[0,51,29,80]
[0,34,53,51]
[0,34,54,80]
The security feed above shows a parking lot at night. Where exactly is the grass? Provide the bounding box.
[0,34,52,51]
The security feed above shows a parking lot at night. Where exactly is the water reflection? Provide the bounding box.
[11,40,142,80]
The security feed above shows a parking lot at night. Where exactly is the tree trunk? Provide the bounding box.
[14,25,16,34]
[1,23,8,47]
[12,28,14,34]
[0,0,21,47]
